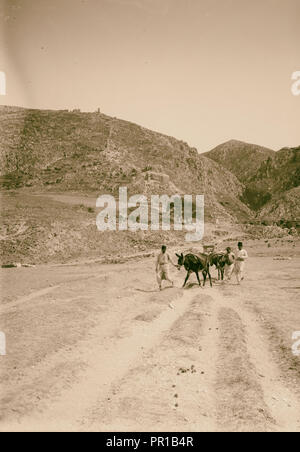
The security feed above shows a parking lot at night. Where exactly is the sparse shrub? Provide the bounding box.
[142,166,152,173]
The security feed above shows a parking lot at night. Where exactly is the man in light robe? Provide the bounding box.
[234,242,248,285]
[156,245,177,291]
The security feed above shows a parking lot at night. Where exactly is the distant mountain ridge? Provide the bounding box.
[205,140,300,220]
[203,139,275,182]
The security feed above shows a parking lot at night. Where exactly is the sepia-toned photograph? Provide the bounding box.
[0,0,300,435]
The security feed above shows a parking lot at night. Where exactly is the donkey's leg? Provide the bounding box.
[196,271,202,287]
[183,271,192,288]
[221,268,225,281]
[208,268,213,287]
[202,270,207,287]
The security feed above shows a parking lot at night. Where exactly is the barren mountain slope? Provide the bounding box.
[258,186,300,222]
[204,139,275,183]
[243,146,300,215]
[0,106,252,223]
[249,146,300,194]
[205,140,300,218]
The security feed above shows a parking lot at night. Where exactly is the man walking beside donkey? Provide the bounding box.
[234,242,248,284]
[224,243,248,284]
[224,247,235,281]
[156,245,178,291]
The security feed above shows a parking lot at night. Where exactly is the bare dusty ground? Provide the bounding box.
[0,247,300,432]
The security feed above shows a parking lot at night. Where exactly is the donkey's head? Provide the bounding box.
[176,253,184,268]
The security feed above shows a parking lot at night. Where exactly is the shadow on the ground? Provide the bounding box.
[134,285,179,293]
[134,288,159,293]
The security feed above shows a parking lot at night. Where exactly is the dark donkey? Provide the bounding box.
[176,253,212,288]
[209,253,227,281]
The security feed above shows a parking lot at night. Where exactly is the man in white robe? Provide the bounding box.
[234,242,248,285]
[156,245,177,291]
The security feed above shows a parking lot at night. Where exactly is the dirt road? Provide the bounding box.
[0,255,300,432]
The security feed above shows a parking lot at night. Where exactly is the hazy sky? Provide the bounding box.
[0,0,299,152]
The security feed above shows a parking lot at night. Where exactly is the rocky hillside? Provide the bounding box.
[258,186,300,222]
[0,106,252,223]
[0,106,298,265]
[250,146,300,193]
[205,140,300,219]
[204,139,275,183]
[1,105,298,225]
